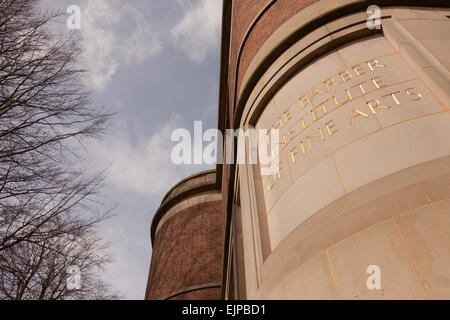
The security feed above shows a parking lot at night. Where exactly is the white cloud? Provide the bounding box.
[81,0,161,91]
[87,114,201,199]
[171,0,222,63]
[100,226,149,299]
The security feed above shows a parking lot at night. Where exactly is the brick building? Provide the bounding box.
[146,0,450,300]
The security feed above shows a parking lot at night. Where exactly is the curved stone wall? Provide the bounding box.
[232,3,450,300]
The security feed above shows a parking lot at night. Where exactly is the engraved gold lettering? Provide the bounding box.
[352,64,365,77]
[405,88,423,101]
[332,89,352,106]
[351,108,369,124]
[306,128,325,150]
[282,134,288,145]
[340,70,353,83]
[311,88,325,103]
[300,141,307,155]
[366,59,386,71]
[346,89,353,101]
[266,166,281,190]
[352,81,368,95]
[311,100,329,121]
[283,108,292,123]
[298,114,309,130]
[367,99,391,114]
[278,117,284,128]
[371,76,386,89]
[282,130,296,146]
[277,133,287,146]
[290,147,298,164]
[299,95,310,109]
[266,180,273,191]
[324,77,339,91]
[382,91,401,105]
[266,175,275,191]
[267,162,282,190]
[325,120,338,136]
[332,96,340,106]
[271,118,282,130]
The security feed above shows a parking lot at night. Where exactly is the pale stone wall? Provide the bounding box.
[237,5,450,299]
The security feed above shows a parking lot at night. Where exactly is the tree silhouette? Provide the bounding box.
[0,0,119,299]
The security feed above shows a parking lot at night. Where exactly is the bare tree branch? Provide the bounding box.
[0,0,120,300]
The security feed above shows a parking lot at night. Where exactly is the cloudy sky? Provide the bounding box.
[40,0,222,299]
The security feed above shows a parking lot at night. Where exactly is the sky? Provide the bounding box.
[40,0,222,299]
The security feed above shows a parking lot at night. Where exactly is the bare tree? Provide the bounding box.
[0,224,121,300]
[0,0,118,299]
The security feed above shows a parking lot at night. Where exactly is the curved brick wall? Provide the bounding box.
[145,199,223,300]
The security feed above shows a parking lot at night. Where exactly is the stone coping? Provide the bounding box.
[150,170,220,244]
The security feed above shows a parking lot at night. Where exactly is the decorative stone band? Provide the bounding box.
[159,282,222,300]
[150,170,220,245]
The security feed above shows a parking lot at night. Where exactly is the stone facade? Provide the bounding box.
[146,0,450,300]
[223,1,450,300]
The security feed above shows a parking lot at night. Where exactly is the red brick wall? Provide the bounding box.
[145,200,223,300]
